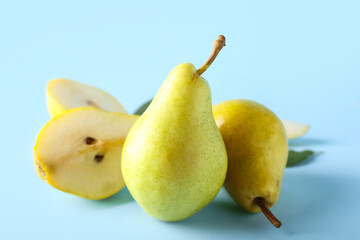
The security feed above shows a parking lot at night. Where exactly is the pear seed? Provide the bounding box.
[85,137,96,145]
[94,154,104,163]
[86,100,100,109]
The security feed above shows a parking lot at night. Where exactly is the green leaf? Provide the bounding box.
[134,99,153,115]
[286,150,315,167]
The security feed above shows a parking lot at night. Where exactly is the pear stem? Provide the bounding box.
[196,35,226,76]
[254,197,282,228]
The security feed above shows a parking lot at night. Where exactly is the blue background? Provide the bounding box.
[1,0,359,239]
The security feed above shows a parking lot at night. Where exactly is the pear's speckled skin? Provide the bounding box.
[213,100,288,213]
[122,63,228,222]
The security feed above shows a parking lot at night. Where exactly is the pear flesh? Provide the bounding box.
[281,119,310,139]
[213,100,288,213]
[47,79,127,117]
[121,63,228,221]
[34,107,138,200]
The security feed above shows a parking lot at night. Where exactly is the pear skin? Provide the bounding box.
[213,100,288,219]
[121,63,228,221]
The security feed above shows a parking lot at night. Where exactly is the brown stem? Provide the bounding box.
[254,197,282,228]
[196,35,226,76]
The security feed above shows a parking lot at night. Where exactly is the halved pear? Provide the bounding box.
[34,107,139,199]
[281,119,310,139]
[47,79,127,117]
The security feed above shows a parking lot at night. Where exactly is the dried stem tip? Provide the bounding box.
[254,197,282,228]
[196,35,226,76]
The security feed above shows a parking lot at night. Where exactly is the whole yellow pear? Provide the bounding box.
[122,36,228,221]
[213,99,288,227]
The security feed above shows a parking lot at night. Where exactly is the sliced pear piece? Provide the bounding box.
[281,119,310,139]
[47,79,127,117]
[34,107,139,200]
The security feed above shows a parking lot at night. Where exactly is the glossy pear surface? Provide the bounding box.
[122,63,228,221]
[34,107,138,199]
[213,100,288,212]
[47,79,127,117]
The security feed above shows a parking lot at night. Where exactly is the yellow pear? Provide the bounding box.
[121,36,228,221]
[34,107,138,199]
[47,79,127,117]
[213,99,288,228]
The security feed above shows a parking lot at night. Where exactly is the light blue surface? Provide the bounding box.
[1,0,360,239]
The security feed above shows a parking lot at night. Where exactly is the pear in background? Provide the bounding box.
[34,107,138,199]
[213,99,288,228]
[282,119,310,139]
[47,79,127,117]
[121,36,228,221]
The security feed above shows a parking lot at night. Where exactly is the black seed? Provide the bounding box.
[94,154,104,163]
[85,137,96,145]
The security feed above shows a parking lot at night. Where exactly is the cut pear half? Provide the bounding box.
[34,107,139,200]
[47,79,127,117]
[281,120,310,139]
